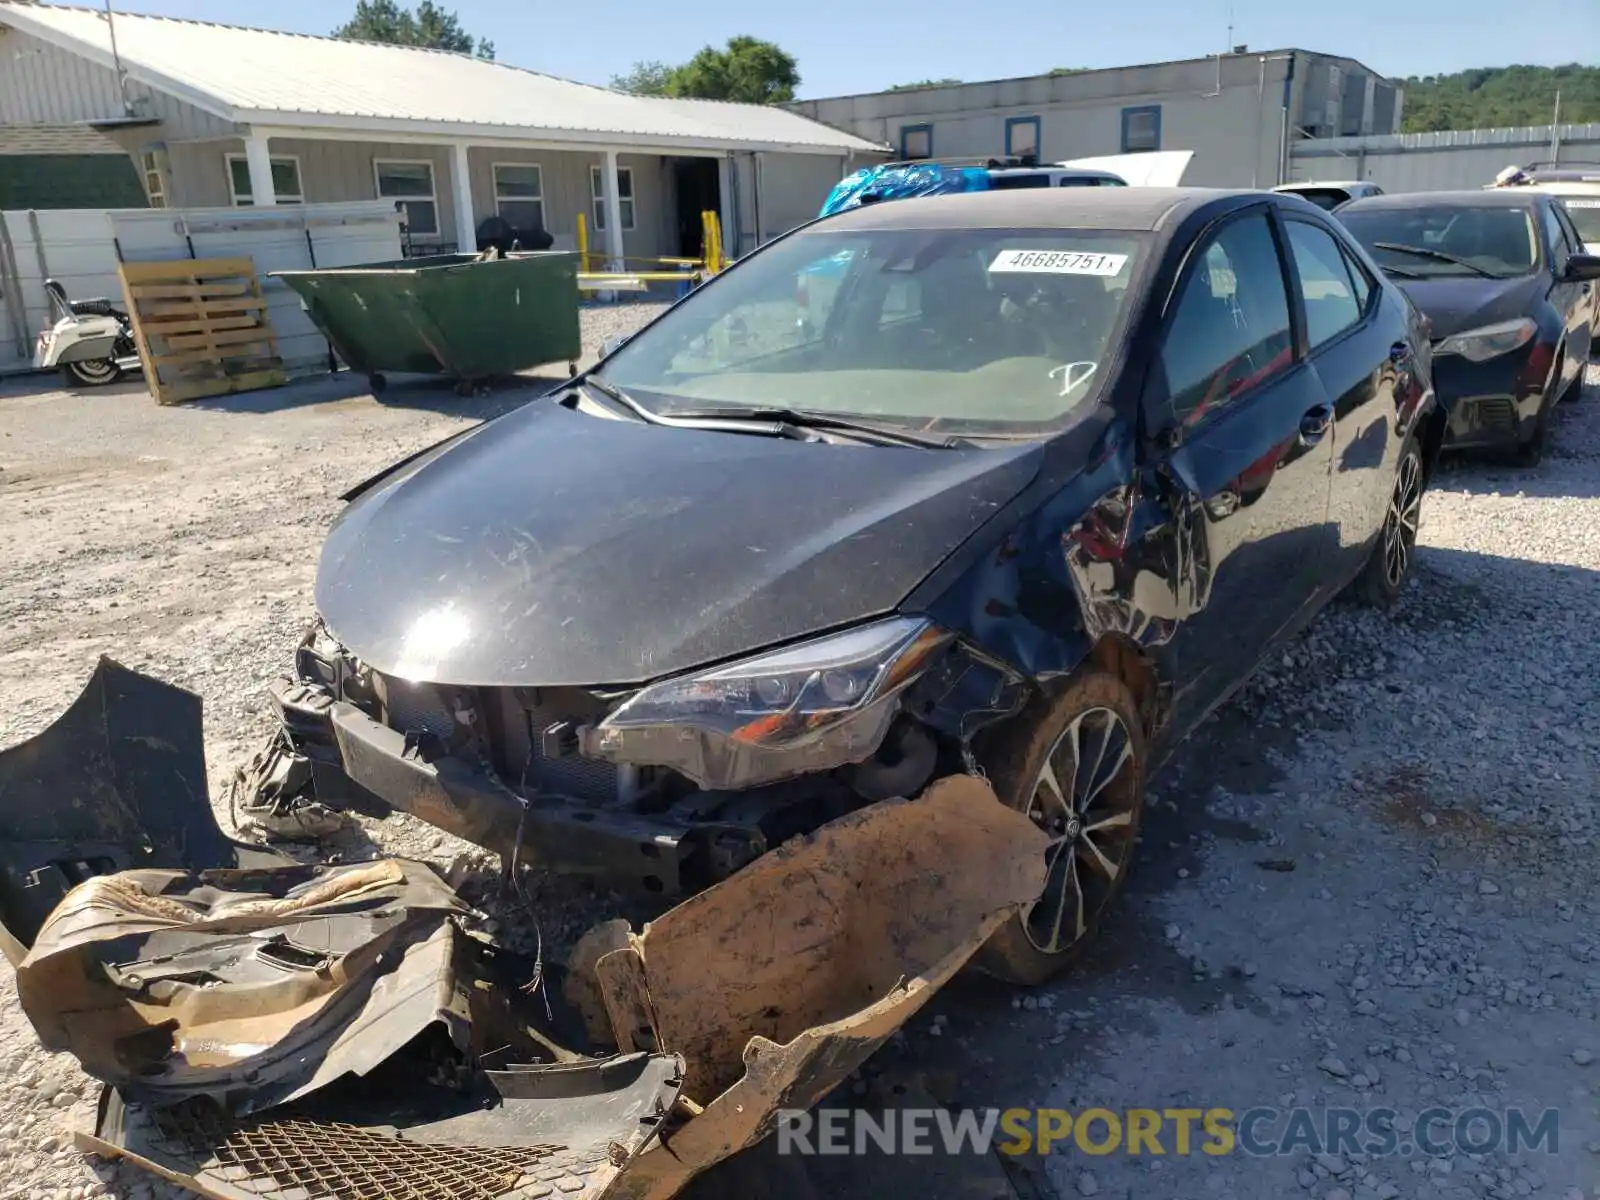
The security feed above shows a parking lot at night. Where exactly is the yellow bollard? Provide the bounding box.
[576,211,590,275]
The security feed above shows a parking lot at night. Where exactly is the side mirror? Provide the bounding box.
[1563,253,1600,283]
[600,333,632,358]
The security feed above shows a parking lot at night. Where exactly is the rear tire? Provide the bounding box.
[1352,436,1423,608]
[62,358,121,387]
[973,671,1147,986]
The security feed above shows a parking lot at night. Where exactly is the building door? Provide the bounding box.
[674,158,721,259]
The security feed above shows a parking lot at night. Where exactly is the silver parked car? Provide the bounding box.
[1273,180,1386,211]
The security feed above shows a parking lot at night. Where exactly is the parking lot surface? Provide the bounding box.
[1,314,1596,1200]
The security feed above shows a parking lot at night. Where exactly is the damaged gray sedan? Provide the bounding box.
[244,186,1441,982]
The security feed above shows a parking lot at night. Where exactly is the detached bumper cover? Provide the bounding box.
[4,662,1049,1200]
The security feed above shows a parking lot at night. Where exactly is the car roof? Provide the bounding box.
[1339,189,1542,212]
[814,186,1258,233]
[987,167,1123,180]
[1276,181,1369,189]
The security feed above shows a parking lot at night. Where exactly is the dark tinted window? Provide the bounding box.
[1157,212,1294,428]
[989,174,1052,190]
[1285,220,1364,349]
[1291,188,1352,212]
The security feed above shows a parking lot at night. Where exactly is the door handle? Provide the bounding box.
[1298,405,1333,446]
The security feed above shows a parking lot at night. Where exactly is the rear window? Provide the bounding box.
[1289,188,1352,212]
[1562,198,1600,247]
[989,174,1052,190]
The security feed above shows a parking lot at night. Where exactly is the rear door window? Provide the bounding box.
[1156,211,1295,428]
[1284,220,1365,349]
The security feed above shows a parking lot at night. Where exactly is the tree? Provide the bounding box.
[609,61,674,96]
[611,37,800,105]
[1397,64,1600,132]
[887,78,962,92]
[333,0,494,60]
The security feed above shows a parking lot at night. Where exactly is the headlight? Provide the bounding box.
[1433,317,1536,362]
[585,616,953,791]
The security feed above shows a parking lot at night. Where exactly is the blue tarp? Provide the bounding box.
[818,163,992,218]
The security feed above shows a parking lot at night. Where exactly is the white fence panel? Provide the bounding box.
[1290,122,1600,193]
[1,201,402,376]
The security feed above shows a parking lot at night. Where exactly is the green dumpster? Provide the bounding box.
[273,252,582,394]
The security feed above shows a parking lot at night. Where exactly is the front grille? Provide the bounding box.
[1474,397,1518,435]
[379,678,458,742]
[521,696,620,802]
[146,1100,584,1200]
[371,677,621,804]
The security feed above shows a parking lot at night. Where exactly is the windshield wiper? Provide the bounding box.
[1371,242,1497,278]
[579,376,809,439]
[666,405,964,449]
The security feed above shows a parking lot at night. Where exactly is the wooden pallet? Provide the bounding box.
[118,257,286,405]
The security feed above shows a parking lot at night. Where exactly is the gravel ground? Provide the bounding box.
[0,318,1595,1200]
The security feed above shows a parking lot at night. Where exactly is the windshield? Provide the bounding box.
[1338,204,1539,277]
[1563,199,1600,249]
[595,226,1148,436]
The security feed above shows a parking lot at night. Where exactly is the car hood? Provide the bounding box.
[1390,273,1544,339]
[315,401,1043,686]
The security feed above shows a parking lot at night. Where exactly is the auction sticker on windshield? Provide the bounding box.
[990,249,1129,276]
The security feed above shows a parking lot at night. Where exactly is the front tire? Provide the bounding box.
[62,358,122,386]
[1352,436,1423,607]
[973,672,1147,986]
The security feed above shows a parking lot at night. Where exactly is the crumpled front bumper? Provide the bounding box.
[267,667,738,896]
[0,658,1049,1200]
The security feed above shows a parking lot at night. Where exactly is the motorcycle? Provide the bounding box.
[32,278,141,387]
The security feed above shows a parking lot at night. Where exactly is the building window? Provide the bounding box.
[899,124,933,160]
[493,163,545,230]
[590,165,636,232]
[141,150,167,208]
[374,159,438,236]
[1005,116,1040,159]
[1120,106,1161,154]
[225,154,303,205]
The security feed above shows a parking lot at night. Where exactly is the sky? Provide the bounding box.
[101,0,1594,99]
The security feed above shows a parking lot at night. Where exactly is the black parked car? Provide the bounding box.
[1336,190,1598,465]
[251,188,1441,983]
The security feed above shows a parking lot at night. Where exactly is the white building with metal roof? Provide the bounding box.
[0,1,886,260]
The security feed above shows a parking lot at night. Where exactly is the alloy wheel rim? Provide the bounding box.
[1383,450,1422,588]
[1020,706,1138,955]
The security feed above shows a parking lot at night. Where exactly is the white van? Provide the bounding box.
[1487,163,1600,252]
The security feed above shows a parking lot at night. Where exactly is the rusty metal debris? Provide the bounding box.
[0,662,1047,1200]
